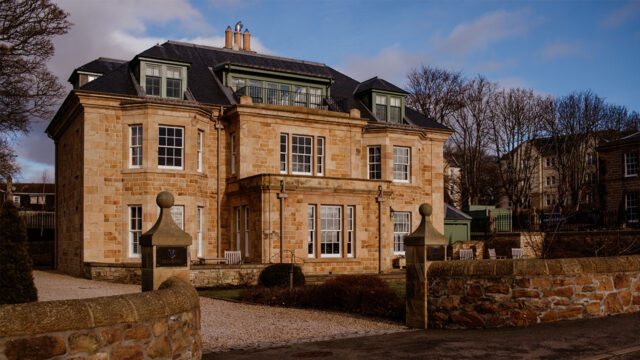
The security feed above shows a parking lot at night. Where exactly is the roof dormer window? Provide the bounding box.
[139,59,188,99]
[375,95,387,120]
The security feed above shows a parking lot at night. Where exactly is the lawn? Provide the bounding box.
[389,281,406,299]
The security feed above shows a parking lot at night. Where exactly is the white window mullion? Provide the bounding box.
[393,212,410,255]
[231,133,236,175]
[393,146,410,182]
[321,205,342,258]
[197,130,203,172]
[244,206,249,257]
[280,134,288,173]
[158,126,183,169]
[308,205,316,258]
[129,125,142,168]
[292,135,312,175]
[197,206,203,257]
[129,205,142,258]
[347,206,354,257]
[317,137,324,176]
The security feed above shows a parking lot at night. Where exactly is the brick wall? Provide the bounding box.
[425,256,640,329]
[0,278,201,360]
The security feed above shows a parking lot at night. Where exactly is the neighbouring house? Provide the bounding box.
[46,23,452,278]
[597,132,640,226]
[444,161,462,209]
[496,136,599,213]
[0,179,56,267]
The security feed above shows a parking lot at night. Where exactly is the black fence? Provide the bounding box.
[511,210,639,232]
[233,86,350,113]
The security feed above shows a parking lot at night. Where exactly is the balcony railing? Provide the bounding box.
[233,86,349,113]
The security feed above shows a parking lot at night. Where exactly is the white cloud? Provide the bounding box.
[600,1,640,27]
[336,45,436,87]
[495,77,528,90]
[436,9,542,57]
[540,41,585,61]
[472,59,515,73]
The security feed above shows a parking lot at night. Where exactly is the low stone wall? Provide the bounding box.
[426,255,640,329]
[190,264,267,287]
[84,262,267,287]
[0,277,201,360]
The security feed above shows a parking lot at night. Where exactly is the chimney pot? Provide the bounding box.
[242,29,251,51]
[224,26,233,49]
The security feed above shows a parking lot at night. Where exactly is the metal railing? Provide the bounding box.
[20,211,55,229]
[233,86,349,112]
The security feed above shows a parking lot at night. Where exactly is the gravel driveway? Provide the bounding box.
[33,271,406,353]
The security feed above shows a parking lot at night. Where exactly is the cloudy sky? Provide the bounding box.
[12,0,640,181]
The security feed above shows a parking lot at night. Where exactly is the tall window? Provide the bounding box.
[625,152,638,177]
[145,64,161,96]
[197,207,203,257]
[231,133,236,175]
[375,95,387,121]
[170,205,184,230]
[232,78,246,92]
[393,146,410,182]
[309,88,322,109]
[308,205,316,258]
[280,85,290,105]
[280,134,288,173]
[626,193,639,223]
[197,130,203,172]
[158,126,183,169]
[368,146,381,180]
[130,125,142,168]
[165,67,181,98]
[267,83,278,104]
[292,135,312,175]
[317,137,325,176]
[390,97,401,123]
[546,177,551,186]
[129,205,142,257]
[244,206,250,257]
[249,80,263,103]
[347,206,354,257]
[294,86,307,107]
[321,205,342,257]
[393,212,410,254]
[235,207,241,250]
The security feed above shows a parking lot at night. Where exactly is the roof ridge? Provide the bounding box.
[165,40,328,67]
[97,57,127,63]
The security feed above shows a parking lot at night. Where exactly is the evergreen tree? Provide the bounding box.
[0,200,38,304]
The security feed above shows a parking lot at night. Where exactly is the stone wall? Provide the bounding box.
[0,278,201,360]
[426,255,640,329]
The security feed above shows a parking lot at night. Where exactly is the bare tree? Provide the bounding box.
[491,88,553,218]
[447,76,496,206]
[546,90,606,214]
[0,138,19,179]
[406,65,465,125]
[0,0,70,176]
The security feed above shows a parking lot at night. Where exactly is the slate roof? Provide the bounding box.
[445,203,472,221]
[71,41,450,131]
[354,77,408,95]
[0,183,55,194]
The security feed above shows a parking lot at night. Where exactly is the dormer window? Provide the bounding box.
[145,64,161,96]
[390,97,401,123]
[375,95,387,120]
[140,60,188,99]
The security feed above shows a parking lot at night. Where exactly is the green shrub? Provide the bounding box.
[243,274,405,322]
[0,201,38,304]
[258,263,305,288]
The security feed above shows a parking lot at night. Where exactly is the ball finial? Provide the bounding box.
[156,191,174,209]
[419,203,432,217]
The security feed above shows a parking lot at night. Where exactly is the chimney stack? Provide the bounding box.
[233,21,243,50]
[224,26,232,49]
[242,29,251,51]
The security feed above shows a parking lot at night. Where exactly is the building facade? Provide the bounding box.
[598,132,640,226]
[47,25,451,277]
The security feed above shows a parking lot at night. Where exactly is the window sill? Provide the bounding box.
[121,168,207,177]
[393,252,405,256]
[159,166,184,170]
[624,174,638,178]
[393,180,410,184]
[305,257,360,263]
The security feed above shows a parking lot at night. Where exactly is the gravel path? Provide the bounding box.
[33,271,406,353]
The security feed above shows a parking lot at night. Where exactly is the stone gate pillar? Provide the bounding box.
[140,191,192,291]
[404,203,447,328]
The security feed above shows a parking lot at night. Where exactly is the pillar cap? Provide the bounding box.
[405,202,447,247]
[141,192,192,247]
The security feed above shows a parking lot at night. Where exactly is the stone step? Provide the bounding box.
[305,271,406,285]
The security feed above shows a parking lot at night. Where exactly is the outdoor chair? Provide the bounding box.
[488,248,506,260]
[225,250,243,264]
[459,249,474,260]
[511,248,524,259]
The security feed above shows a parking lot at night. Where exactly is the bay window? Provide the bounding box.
[158,126,183,169]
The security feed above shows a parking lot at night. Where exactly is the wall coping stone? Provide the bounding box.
[0,277,198,337]
[427,255,640,277]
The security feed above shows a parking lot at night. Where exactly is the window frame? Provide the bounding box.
[197,206,203,257]
[244,206,250,257]
[624,152,638,177]
[235,207,241,251]
[231,133,236,175]
[393,146,410,183]
[308,205,316,258]
[12,195,20,205]
[320,205,342,258]
[165,66,182,99]
[129,205,142,258]
[291,134,313,175]
[158,125,184,170]
[170,205,184,230]
[140,61,187,99]
[626,193,639,223]
[368,146,382,180]
[347,205,355,258]
[317,137,325,176]
[280,133,288,174]
[129,125,143,169]
[375,95,387,121]
[393,212,410,255]
[197,130,203,172]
